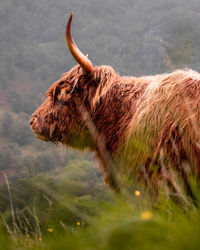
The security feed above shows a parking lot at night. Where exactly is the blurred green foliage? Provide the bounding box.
[0,176,200,250]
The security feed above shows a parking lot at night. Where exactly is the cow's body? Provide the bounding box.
[30,13,200,197]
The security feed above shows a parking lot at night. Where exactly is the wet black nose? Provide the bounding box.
[30,115,38,126]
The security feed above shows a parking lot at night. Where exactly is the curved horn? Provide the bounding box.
[66,12,93,73]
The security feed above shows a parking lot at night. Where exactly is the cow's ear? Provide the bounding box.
[79,68,84,75]
[79,67,91,76]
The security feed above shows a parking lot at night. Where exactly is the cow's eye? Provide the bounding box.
[65,90,71,94]
[59,81,65,86]
[53,88,60,102]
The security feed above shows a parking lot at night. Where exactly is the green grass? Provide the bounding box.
[1,182,200,250]
[0,156,200,250]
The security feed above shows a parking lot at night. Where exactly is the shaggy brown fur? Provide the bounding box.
[30,65,200,197]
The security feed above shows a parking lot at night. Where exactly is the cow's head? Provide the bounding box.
[30,12,96,148]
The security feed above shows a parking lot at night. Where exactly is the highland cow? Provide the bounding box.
[30,13,200,198]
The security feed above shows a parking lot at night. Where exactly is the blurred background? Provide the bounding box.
[1,0,200,249]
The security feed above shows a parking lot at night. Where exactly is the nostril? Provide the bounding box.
[30,115,39,126]
[30,118,35,126]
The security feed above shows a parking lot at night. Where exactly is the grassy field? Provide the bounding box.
[0,169,200,250]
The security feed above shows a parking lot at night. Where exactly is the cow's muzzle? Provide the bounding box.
[30,115,38,127]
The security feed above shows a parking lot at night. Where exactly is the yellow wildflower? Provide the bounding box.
[141,211,152,220]
[76,221,81,226]
[135,190,140,196]
[47,228,54,232]
[38,237,42,241]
